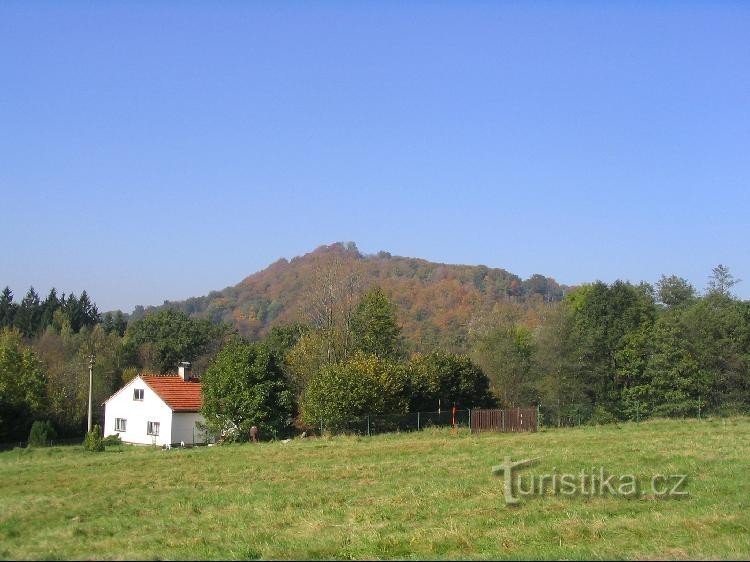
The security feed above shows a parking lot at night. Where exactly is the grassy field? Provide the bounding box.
[1,418,749,560]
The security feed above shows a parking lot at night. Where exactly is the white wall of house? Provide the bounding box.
[103,376,174,446]
[170,412,206,445]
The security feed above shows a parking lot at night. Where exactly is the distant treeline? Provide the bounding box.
[1,287,101,337]
[1,262,748,445]
[468,265,750,425]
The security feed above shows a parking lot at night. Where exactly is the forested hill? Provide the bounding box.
[131,243,568,351]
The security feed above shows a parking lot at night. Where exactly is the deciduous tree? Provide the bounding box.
[201,339,293,440]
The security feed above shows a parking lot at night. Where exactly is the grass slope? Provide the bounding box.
[1,418,749,560]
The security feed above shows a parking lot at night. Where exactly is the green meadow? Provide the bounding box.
[1,417,749,560]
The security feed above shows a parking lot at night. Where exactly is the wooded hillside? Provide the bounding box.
[134,242,567,352]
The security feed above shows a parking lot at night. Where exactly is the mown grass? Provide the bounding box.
[1,417,749,560]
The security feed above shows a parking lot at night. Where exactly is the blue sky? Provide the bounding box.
[1,1,748,312]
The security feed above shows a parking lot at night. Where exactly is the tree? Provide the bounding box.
[470,303,538,407]
[112,310,128,337]
[706,264,741,297]
[83,424,104,452]
[124,309,227,373]
[680,294,749,411]
[101,310,128,337]
[28,420,56,447]
[642,319,706,417]
[656,275,696,307]
[304,258,361,362]
[264,322,309,363]
[0,287,17,328]
[534,302,589,425]
[407,351,494,412]
[566,281,656,413]
[301,352,408,430]
[523,274,563,302]
[40,288,61,332]
[201,339,293,440]
[0,328,47,441]
[34,322,124,436]
[14,287,42,338]
[64,291,99,333]
[281,329,328,400]
[350,287,404,361]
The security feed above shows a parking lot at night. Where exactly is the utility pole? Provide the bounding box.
[87,354,95,433]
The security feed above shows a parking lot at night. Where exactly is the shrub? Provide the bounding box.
[27,420,57,448]
[83,424,105,452]
[102,433,123,447]
[301,352,408,431]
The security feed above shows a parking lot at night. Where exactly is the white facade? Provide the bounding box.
[171,412,207,445]
[103,376,205,446]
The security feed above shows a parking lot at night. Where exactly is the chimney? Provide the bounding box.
[178,361,192,381]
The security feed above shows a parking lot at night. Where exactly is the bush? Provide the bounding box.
[27,420,56,447]
[102,433,123,447]
[588,406,619,426]
[83,424,105,452]
[301,352,408,431]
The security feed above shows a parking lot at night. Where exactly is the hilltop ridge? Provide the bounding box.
[131,242,567,351]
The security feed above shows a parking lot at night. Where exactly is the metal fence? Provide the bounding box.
[313,407,541,436]
[538,403,596,428]
[313,409,472,436]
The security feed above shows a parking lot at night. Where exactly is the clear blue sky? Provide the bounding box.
[1,1,748,312]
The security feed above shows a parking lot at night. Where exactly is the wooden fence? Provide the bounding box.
[470,407,538,433]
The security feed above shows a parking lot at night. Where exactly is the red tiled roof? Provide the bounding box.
[141,376,202,412]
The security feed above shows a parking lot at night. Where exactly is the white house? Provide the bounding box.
[103,362,206,446]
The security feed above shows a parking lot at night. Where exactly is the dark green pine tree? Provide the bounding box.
[40,288,61,331]
[0,287,16,328]
[14,287,42,337]
[350,286,404,361]
[65,292,99,333]
[78,291,100,329]
[63,292,81,332]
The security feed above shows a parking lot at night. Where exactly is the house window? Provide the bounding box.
[115,418,127,432]
[147,421,160,436]
[133,388,144,401]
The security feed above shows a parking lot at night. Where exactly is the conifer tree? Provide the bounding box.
[350,287,404,361]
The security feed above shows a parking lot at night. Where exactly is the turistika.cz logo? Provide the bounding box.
[492,457,688,505]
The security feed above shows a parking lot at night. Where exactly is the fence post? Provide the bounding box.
[367,415,370,437]
[417,411,420,431]
[697,397,702,420]
[320,419,323,435]
[536,405,540,432]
